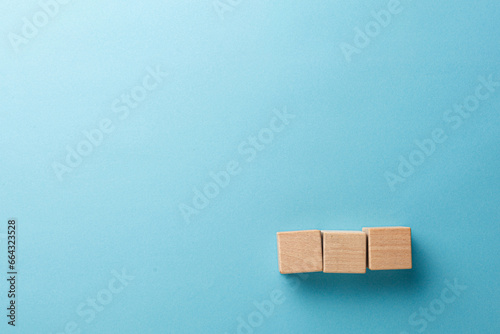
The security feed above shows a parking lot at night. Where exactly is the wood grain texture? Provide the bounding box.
[363,227,412,270]
[322,231,366,273]
[277,230,323,274]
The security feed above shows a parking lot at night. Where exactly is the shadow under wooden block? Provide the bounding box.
[322,231,366,274]
[363,227,412,270]
[277,230,323,274]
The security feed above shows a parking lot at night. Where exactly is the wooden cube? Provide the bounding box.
[362,227,412,270]
[322,231,366,273]
[277,230,323,274]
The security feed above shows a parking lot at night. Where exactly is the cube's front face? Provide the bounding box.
[363,227,412,270]
[323,231,366,273]
[277,230,323,274]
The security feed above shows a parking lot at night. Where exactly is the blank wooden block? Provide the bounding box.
[277,230,323,274]
[362,227,412,270]
[323,231,366,273]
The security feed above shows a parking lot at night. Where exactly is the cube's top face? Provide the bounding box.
[322,231,367,273]
[277,230,323,274]
[362,227,412,270]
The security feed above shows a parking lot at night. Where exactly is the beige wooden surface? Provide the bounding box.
[323,231,366,274]
[277,230,323,274]
[363,227,412,270]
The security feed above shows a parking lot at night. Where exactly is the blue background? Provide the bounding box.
[1,0,499,333]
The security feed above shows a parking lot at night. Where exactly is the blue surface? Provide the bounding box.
[1,1,499,333]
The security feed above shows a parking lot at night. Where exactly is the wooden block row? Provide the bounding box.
[277,227,412,274]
